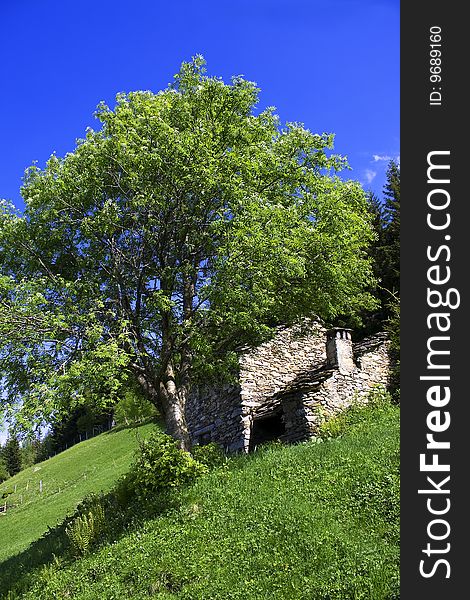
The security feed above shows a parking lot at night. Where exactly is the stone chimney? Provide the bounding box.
[326,328,355,373]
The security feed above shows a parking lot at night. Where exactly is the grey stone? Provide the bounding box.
[186,319,390,452]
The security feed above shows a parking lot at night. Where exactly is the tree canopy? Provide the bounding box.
[0,56,377,447]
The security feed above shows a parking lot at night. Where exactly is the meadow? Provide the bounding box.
[0,423,155,565]
[0,402,399,599]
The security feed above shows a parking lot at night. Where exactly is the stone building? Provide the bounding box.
[186,320,390,452]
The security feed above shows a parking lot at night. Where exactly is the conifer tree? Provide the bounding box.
[381,160,400,297]
[4,436,22,476]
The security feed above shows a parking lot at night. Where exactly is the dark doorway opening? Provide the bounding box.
[249,412,286,451]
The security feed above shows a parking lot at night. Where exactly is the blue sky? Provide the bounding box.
[0,0,399,213]
[0,0,399,442]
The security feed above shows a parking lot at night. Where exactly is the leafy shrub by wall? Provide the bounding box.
[119,432,207,502]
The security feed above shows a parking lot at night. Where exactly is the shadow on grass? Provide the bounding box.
[0,518,70,597]
[0,485,177,599]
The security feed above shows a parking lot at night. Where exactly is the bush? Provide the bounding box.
[120,432,207,501]
[191,442,226,469]
[318,412,346,440]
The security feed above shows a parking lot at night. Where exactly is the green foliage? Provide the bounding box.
[113,390,157,426]
[20,437,41,469]
[1,56,377,441]
[34,433,56,463]
[318,386,393,440]
[1,488,14,500]
[363,160,400,334]
[65,495,105,557]
[48,405,113,453]
[190,442,226,469]
[3,436,22,476]
[386,297,400,400]
[317,410,345,440]
[0,460,9,484]
[120,432,207,501]
[382,160,400,275]
[376,159,400,299]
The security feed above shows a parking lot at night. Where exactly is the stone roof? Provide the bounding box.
[273,366,333,399]
[269,332,388,401]
[353,332,388,356]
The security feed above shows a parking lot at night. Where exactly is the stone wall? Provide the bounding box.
[186,322,390,452]
[185,383,244,452]
[279,334,391,442]
[186,320,327,451]
[239,320,327,416]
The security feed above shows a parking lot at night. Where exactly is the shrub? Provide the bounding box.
[191,442,226,469]
[121,432,207,501]
[113,390,157,426]
[318,413,346,440]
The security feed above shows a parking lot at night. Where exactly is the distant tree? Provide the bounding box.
[0,459,9,483]
[46,405,112,454]
[20,435,41,469]
[114,389,157,426]
[380,160,400,297]
[35,434,55,463]
[0,56,378,449]
[361,161,400,333]
[4,436,22,476]
[365,192,384,236]
[361,161,400,397]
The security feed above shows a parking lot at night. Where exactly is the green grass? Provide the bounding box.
[1,401,400,600]
[0,422,157,564]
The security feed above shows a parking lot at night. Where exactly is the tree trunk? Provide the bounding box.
[158,362,192,451]
[134,365,192,451]
[131,276,195,451]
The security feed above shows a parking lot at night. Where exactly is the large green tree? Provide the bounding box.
[1,57,377,448]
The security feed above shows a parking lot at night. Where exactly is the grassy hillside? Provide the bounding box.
[0,422,157,564]
[1,401,399,600]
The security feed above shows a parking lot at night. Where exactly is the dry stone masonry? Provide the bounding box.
[186,320,390,452]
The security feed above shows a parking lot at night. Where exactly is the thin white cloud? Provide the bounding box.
[364,169,377,184]
[372,154,391,162]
